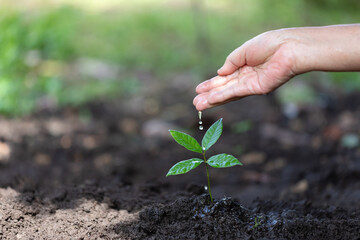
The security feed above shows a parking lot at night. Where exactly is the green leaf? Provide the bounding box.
[202,118,223,151]
[169,130,203,153]
[207,153,242,168]
[166,158,204,176]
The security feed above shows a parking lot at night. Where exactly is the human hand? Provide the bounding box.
[193,30,299,111]
[193,24,360,111]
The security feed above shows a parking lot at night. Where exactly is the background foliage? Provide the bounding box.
[1,0,359,116]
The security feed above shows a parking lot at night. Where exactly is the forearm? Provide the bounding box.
[282,24,360,74]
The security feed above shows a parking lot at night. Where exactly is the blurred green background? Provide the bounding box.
[1,0,360,116]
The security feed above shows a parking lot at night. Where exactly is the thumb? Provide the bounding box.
[217,46,246,76]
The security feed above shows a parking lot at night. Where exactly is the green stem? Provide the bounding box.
[205,163,213,203]
[203,152,213,203]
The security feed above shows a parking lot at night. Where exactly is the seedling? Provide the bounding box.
[167,118,243,203]
[253,216,262,229]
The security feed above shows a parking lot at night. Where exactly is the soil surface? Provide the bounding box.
[0,78,360,239]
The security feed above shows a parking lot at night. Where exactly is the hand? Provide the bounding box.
[193,30,299,111]
[193,24,360,111]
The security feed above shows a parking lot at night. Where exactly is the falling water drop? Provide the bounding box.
[198,111,203,130]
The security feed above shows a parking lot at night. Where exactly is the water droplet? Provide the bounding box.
[204,186,208,190]
[202,147,205,151]
[198,111,204,131]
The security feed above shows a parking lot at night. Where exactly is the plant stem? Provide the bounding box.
[203,152,213,203]
[205,163,213,203]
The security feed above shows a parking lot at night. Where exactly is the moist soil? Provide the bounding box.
[0,82,360,239]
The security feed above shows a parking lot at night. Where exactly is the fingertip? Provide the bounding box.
[218,50,244,76]
[217,64,229,75]
[195,84,203,94]
[193,93,206,107]
[193,95,200,106]
[217,67,224,75]
[195,105,204,111]
[217,66,232,76]
[196,80,210,94]
[195,99,209,111]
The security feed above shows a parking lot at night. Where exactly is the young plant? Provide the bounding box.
[167,118,242,203]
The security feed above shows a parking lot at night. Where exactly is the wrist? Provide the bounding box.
[274,28,315,75]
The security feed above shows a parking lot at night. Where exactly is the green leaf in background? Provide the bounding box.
[166,158,204,176]
[207,153,242,168]
[202,118,223,151]
[169,130,203,153]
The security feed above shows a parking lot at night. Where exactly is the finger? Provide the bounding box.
[195,95,241,111]
[193,92,208,106]
[194,70,258,110]
[198,79,231,102]
[196,70,240,94]
[195,77,227,94]
[207,74,256,105]
[194,81,236,110]
[194,94,210,111]
[207,80,238,105]
[217,45,246,76]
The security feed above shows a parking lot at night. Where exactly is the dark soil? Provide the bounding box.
[116,194,360,240]
[0,79,360,239]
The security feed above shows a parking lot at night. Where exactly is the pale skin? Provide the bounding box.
[193,24,360,111]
